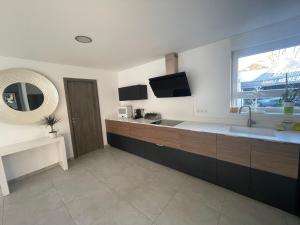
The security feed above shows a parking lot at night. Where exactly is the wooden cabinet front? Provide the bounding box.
[178,129,217,158]
[105,120,131,137]
[251,141,299,179]
[128,122,154,143]
[150,126,181,150]
[217,135,251,167]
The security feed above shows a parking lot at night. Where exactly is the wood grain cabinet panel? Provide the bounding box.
[128,123,154,143]
[217,135,251,167]
[251,141,299,179]
[178,129,217,158]
[150,126,181,149]
[106,120,181,149]
[105,120,131,137]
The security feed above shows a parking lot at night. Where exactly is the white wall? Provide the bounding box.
[0,56,119,180]
[118,17,300,127]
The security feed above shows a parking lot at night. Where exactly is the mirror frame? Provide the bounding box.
[0,68,59,124]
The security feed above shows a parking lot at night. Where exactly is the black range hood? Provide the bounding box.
[149,72,191,98]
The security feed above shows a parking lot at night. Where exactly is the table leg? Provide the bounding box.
[0,156,9,196]
[57,139,68,171]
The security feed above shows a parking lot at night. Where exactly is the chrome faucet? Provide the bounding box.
[239,106,256,127]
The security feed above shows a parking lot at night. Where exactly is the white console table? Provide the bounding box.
[0,136,68,196]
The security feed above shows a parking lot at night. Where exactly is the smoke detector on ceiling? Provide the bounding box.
[75,35,93,43]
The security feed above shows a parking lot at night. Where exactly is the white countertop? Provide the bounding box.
[175,121,300,145]
[106,117,300,145]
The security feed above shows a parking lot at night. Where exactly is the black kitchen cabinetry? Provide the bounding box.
[107,132,216,183]
[216,160,251,196]
[107,132,299,216]
[153,144,217,183]
[250,169,299,215]
[118,85,147,101]
[217,161,299,215]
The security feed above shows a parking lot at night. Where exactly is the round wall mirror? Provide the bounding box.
[0,69,59,124]
[3,83,44,111]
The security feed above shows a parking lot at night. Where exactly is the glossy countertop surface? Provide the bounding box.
[106,117,300,145]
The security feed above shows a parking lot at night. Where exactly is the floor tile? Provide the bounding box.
[4,188,64,225]
[105,165,153,197]
[178,176,226,211]
[155,191,220,225]
[144,167,188,191]
[86,155,130,184]
[91,200,152,225]
[218,215,245,225]
[51,166,104,203]
[31,206,75,225]
[115,164,187,221]
[221,191,286,225]
[65,187,120,225]
[122,182,176,220]
[66,186,151,225]
[7,171,53,204]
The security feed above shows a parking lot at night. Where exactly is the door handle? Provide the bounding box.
[72,117,80,123]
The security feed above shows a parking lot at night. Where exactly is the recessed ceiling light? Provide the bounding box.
[75,35,92,43]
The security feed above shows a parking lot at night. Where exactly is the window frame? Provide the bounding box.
[231,36,300,112]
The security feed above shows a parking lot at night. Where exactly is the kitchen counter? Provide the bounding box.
[106,116,300,145]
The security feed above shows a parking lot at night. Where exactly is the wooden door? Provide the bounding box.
[64,78,103,157]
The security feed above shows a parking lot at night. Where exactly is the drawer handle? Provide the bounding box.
[156,144,164,147]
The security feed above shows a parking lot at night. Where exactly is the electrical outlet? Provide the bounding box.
[196,108,208,113]
[195,108,208,115]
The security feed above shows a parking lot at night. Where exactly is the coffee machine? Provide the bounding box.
[133,108,144,119]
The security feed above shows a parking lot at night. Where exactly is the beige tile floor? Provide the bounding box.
[1,146,299,225]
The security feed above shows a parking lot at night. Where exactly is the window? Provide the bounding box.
[232,38,300,113]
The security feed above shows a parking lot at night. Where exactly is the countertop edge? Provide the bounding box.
[105,117,300,145]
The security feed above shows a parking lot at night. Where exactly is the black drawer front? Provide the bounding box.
[154,144,217,183]
[250,169,298,215]
[217,160,250,196]
[107,132,216,183]
[107,132,124,149]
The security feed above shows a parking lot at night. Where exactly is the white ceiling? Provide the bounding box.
[0,0,300,71]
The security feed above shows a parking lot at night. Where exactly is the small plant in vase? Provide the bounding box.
[41,115,60,138]
[279,74,300,114]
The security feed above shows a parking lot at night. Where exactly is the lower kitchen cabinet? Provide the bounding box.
[250,168,299,215]
[107,132,216,183]
[107,131,124,149]
[107,132,146,158]
[107,132,299,216]
[156,144,217,183]
[216,160,251,196]
[216,135,251,196]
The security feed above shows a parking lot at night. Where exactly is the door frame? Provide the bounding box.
[64,78,104,158]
